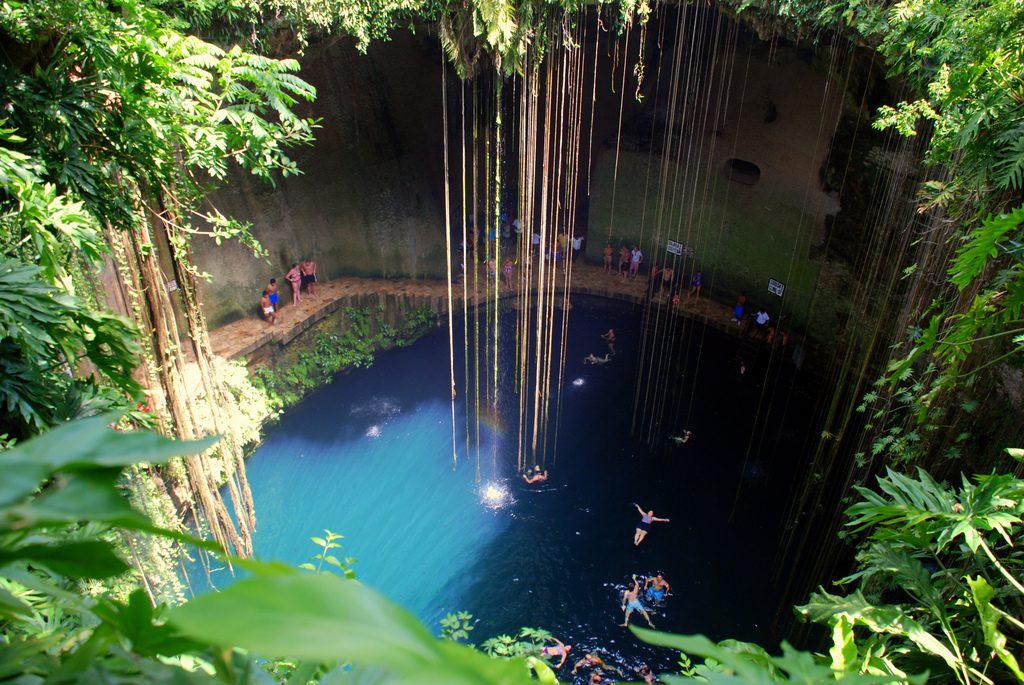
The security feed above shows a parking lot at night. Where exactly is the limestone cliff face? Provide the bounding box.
[192,11,888,344]
[194,30,448,328]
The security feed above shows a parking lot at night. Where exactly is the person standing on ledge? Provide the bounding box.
[633,504,669,545]
[300,258,318,298]
[286,263,302,305]
[266,278,279,311]
[732,290,746,324]
[618,245,630,279]
[629,245,643,278]
[504,258,514,291]
[260,290,276,325]
[755,309,770,338]
[689,270,702,300]
[603,242,613,273]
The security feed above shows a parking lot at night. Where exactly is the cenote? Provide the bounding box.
[204,295,815,675]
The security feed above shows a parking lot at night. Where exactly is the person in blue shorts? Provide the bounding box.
[266,278,279,311]
[644,574,670,602]
[689,270,703,300]
[621,574,655,628]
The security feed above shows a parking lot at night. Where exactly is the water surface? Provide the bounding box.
[216,295,815,678]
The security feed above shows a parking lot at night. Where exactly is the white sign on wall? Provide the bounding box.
[166,279,179,293]
[666,240,696,258]
[768,278,785,296]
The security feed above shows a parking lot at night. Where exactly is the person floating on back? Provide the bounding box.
[539,637,572,669]
[633,503,669,545]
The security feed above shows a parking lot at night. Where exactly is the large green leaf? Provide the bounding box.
[1,413,217,472]
[0,584,32,618]
[92,590,205,657]
[169,573,535,684]
[830,615,858,677]
[635,629,913,685]
[6,468,147,529]
[797,589,960,673]
[0,541,130,578]
[0,454,48,508]
[967,575,1024,682]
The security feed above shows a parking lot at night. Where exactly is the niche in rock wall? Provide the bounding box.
[724,158,761,185]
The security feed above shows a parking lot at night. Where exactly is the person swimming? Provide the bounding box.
[644,574,671,602]
[523,466,548,483]
[669,431,692,445]
[633,504,669,545]
[539,637,571,668]
[584,353,611,365]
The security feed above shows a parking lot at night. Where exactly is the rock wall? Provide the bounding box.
[587,25,844,335]
[193,30,449,328]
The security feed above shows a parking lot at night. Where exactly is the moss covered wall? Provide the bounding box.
[587,38,844,337]
[189,9,892,348]
[193,30,449,328]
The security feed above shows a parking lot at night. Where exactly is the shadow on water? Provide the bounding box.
[211,295,816,680]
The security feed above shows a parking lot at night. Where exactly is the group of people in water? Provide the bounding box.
[534,565,671,682]
[511,482,673,682]
[516,327,689,682]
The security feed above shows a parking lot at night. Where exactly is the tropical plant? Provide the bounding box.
[0,415,565,684]
[299,528,357,578]
[480,626,552,661]
[795,463,1024,685]
[0,258,140,440]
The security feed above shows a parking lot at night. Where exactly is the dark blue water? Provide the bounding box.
[210,295,815,680]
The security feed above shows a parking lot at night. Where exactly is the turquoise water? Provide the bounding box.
[242,399,507,620]
[206,296,816,677]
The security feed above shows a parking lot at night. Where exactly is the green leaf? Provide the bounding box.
[0,455,48,508]
[0,541,130,578]
[968,575,1024,682]
[2,413,217,472]
[797,589,960,674]
[830,615,858,677]
[93,589,205,657]
[169,573,535,683]
[7,468,146,528]
[0,584,32,617]
[169,574,441,665]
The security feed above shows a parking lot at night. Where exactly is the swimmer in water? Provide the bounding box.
[669,431,692,445]
[601,328,616,356]
[621,574,655,628]
[584,353,612,365]
[644,574,671,602]
[572,652,607,675]
[633,504,669,545]
[523,466,548,484]
[539,637,572,668]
